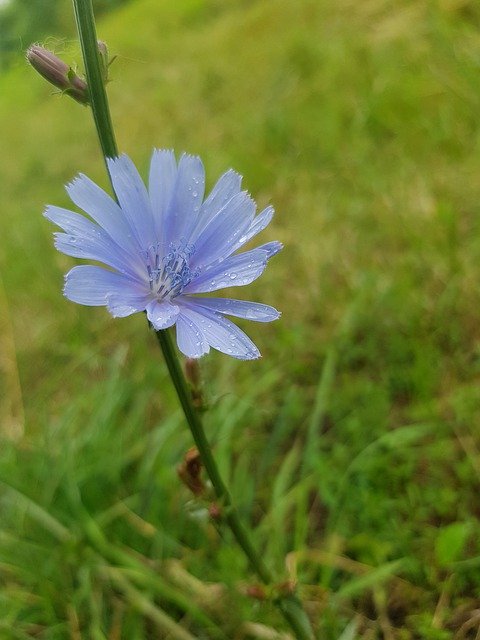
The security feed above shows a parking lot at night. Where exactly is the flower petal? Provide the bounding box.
[64,265,144,307]
[146,299,180,330]
[45,206,144,279]
[148,149,177,246]
[106,294,151,318]
[234,206,275,251]
[189,169,242,240]
[175,313,210,358]
[66,174,137,252]
[254,241,283,259]
[189,192,255,269]
[183,247,269,294]
[178,304,260,360]
[164,153,205,246]
[107,154,157,249]
[181,297,280,322]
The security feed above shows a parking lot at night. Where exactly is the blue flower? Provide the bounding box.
[45,150,282,359]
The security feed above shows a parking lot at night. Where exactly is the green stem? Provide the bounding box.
[155,330,273,586]
[72,0,118,161]
[71,2,314,637]
[156,329,314,639]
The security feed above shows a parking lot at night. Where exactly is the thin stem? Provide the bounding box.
[156,330,314,640]
[154,330,273,586]
[72,0,118,161]
[71,2,314,637]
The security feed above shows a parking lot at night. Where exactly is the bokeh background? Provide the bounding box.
[1,0,480,637]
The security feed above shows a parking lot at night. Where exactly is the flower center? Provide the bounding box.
[143,241,199,300]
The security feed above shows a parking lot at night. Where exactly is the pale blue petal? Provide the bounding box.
[146,299,180,330]
[189,169,242,240]
[107,154,156,249]
[189,192,255,269]
[106,294,151,318]
[179,304,260,360]
[175,313,210,358]
[64,265,144,306]
[224,205,275,258]
[66,174,137,252]
[45,206,144,279]
[44,205,101,237]
[183,247,268,294]
[181,297,280,322]
[254,241,283,259]
[148,149,177,245]
[165,153,205,246]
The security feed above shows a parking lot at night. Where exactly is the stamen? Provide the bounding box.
[143,241,198,299]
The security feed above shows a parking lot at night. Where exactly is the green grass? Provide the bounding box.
[2,0,480,637]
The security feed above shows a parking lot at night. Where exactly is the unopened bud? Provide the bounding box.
[26,45,89,105]
[97,40,116,83]
[177,448,205,496]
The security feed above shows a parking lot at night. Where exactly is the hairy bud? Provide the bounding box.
[26,45,89,105]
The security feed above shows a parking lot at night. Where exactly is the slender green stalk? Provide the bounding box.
[157,330,314,640]
[72,0,117,160]
[155,330,273,585]
[71,2,314,637]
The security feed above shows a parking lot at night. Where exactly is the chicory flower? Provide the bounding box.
[45,150,282,359]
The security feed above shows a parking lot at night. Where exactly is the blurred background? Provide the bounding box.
[1,0,480,637]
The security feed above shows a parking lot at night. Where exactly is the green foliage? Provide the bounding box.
[435,522,473,567]
[1,0,480,637]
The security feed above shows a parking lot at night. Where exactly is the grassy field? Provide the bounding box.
[1,0,480,637]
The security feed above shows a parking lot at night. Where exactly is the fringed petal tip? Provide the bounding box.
[264,241,283,258]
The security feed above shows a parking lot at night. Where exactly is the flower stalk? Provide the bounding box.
[70,1,314,637]
[72,0,117,160]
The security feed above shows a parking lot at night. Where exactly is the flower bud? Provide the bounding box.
[177,448,205,496]
[26,45,89,105]
[97,40,110,83]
